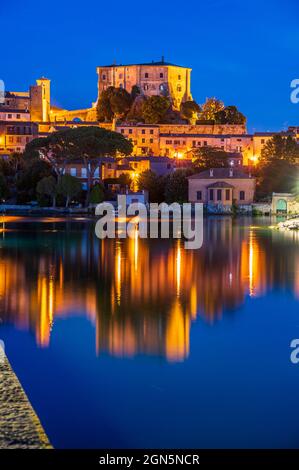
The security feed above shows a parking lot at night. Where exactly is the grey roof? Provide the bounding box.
[98,61,191,69]
[188,168,252,179]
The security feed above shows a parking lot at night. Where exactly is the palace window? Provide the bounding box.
[177,85,182,92]
[150,129,154,134]
[145,73,149,78]
[166,140,172,144]
[225,189,230,200]
[16,114,20,119]
[142,129,146,134]
[196,191,202,201]
[209,189,214,201]
[160,73,163,78]
[142,138,145,143]
[217,189,222,201]
[8,114,12,119]
[128,129,132,134]
[102,74,106,80]
[121,129,124,134]
[150,138,153,144]
[178,75,181,80]
[204,141,207,146]
[240,190,245,201]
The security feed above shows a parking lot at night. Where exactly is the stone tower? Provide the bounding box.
[30,77,50,122]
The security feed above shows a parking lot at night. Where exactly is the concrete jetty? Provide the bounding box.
[0,356,52,449]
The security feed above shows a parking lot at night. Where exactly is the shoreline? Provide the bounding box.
[0,355,52,449]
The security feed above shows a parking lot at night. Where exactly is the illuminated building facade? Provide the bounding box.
[188,168,256,206]
[97,59,192,110]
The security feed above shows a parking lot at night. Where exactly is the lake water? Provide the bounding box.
[0,216,299,449]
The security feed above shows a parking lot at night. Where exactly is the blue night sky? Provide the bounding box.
[1,0,298,132]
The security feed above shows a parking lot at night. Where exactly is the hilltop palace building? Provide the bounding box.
[97,59,192,109]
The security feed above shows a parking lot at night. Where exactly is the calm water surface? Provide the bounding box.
[0,216,299,448]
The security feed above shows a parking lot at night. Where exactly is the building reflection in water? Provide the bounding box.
[0,217,298,362]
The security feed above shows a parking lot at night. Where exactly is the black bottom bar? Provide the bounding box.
[0,449,299,466]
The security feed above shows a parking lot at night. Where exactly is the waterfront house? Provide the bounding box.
[188,168,256,207]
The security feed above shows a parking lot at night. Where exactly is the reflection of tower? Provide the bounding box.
[30,77,50,122]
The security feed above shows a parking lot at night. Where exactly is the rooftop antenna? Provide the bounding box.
[161,55,165,63]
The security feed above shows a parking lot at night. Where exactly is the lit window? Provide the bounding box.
[70,168,77,176]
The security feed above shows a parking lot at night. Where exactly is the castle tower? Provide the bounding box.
[30,77,50,122]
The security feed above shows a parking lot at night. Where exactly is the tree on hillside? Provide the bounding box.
[0,173,9,200]
[26,131,75,181]
[61,126,133,205]
[180,101,201,124]
[260,135,299,164]
[26,127,132,206]
[193,146,232,169]
[110,87,132,119]
[96,86,132,122]
[256,160,299,200]
[200,97,224,121]
[215,105,246,125]
[97,87,114,122]
[16,159,53,203]
[90,184,105,204]
[127,95,147,122]
[164,170,191,204]
[36,176,58,207]
[137,170,165,203]
[56,174,82,207]
[131,85,141,101]
[142,96,170,124]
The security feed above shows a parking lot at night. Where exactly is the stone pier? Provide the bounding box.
[0,356,52,449]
